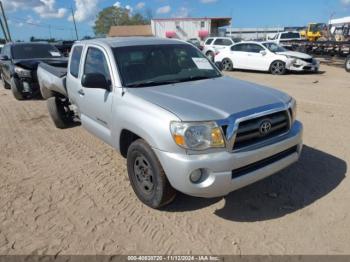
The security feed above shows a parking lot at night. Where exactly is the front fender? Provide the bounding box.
[112,92,184,154]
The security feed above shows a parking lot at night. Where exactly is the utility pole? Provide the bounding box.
[49,25,52,40]
[71,6,79,40]
[0,0,11,42]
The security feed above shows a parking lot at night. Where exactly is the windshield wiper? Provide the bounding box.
[178,75,220,83]
[125,79,181,88]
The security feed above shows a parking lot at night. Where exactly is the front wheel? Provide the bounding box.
[10,77,24,100]
[270,60,286,75]
[345,56,350,73]
[222,58,234,71]
[127,139,176,209]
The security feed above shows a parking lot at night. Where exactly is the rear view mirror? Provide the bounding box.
[260,50,267,56]
[81,73,110,90]
[215,61,224,71]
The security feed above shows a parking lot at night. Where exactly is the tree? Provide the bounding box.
[93,6,150,36]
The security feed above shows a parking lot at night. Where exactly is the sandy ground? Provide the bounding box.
[0,65,349,255]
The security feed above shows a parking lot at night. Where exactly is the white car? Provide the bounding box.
[202,37,235,61]
[215,41,320,75]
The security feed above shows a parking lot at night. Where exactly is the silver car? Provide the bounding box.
[37,37,303,209]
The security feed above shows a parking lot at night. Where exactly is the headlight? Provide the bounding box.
[14,66,31,78]
[170,121,225,150]
[289,98,297,123]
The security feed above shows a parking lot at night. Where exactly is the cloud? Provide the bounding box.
[70,0,99,22]
[125,5,133,13]
[172,7,190,18]
[341,0,350,5]
[135,2,146,10]
[1,0,67,18]
[200,0,218,3]
[156,5,171,14]
[113,1,121,8]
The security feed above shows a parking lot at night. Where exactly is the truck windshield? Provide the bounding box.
[263,43,287,53]
[12,44,62,60]
[113,44,221,88]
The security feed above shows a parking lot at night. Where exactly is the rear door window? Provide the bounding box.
[214,38,233,46]
[69,46,83,78]
[205,38,214,45]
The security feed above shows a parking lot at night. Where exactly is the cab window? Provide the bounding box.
[213,38,232,46]
[69,46,83,78]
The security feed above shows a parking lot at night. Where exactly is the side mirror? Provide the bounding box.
[260,50,267,56]
[215,61,224,71]
[0,55,9,61]
[81,73,110,90]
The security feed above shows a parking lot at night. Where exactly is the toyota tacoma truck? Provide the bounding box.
[37,37,303,209]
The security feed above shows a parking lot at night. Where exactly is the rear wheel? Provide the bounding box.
[47,96,73,129]
[345,56,350,73]
[10,77,24,100]
[270,60,286,75]
[127,139,176,209]
[222,58,234,71]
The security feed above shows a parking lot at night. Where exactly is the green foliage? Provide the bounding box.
[93,6,150,36]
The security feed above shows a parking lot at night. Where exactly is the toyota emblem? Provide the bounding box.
[259,120,272,136]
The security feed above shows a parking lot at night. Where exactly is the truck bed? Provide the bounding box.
[37,62,68,98]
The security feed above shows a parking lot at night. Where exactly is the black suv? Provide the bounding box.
[0,42,67,100]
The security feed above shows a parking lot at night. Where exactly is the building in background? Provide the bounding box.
[226,27,284,41]
[109,25,153,37]
[151,17,231,41]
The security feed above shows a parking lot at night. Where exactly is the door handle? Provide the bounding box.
[78,89,85,96]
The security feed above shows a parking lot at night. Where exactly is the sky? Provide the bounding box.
[1,0,350,41]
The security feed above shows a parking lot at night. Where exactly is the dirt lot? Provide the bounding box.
[0,65,349,255]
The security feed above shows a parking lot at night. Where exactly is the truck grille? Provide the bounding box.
[232,110,290,150]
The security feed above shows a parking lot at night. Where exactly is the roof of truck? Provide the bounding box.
[77,37,186,48]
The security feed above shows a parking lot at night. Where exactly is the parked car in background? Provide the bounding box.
[187,38,203,50]
[38,37,303,209]
[215,41,319,75]
[0,42,67,100]
[269,31,303,49]
[202,37,235,61]
[345,55,350,72]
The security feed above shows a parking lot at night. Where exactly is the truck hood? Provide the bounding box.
[276,51,312,59]
[13,58,68,71]
[127,76,291,121]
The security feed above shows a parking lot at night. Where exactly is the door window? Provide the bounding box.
[69,46,83,78]
[205,38,214,45]
[246,44,264,53]
[231,44,249,52]
[84,47,111,82]
[213,38,233,46]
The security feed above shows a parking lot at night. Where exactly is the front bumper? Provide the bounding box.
[286,59,320,72]
[154,121,303,198]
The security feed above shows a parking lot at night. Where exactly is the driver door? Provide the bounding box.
[77,46,114,145]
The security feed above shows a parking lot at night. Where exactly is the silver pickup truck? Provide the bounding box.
[37,37,303,209]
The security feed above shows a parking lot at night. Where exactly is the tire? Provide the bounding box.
[127,139,176,209]
[206,51,215,62]
[10,77,24,100]
[222,58,234,71]
[270,60,286,75]
[0,73,10,89]
[345,56,350,73]
[47,96,73,129]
